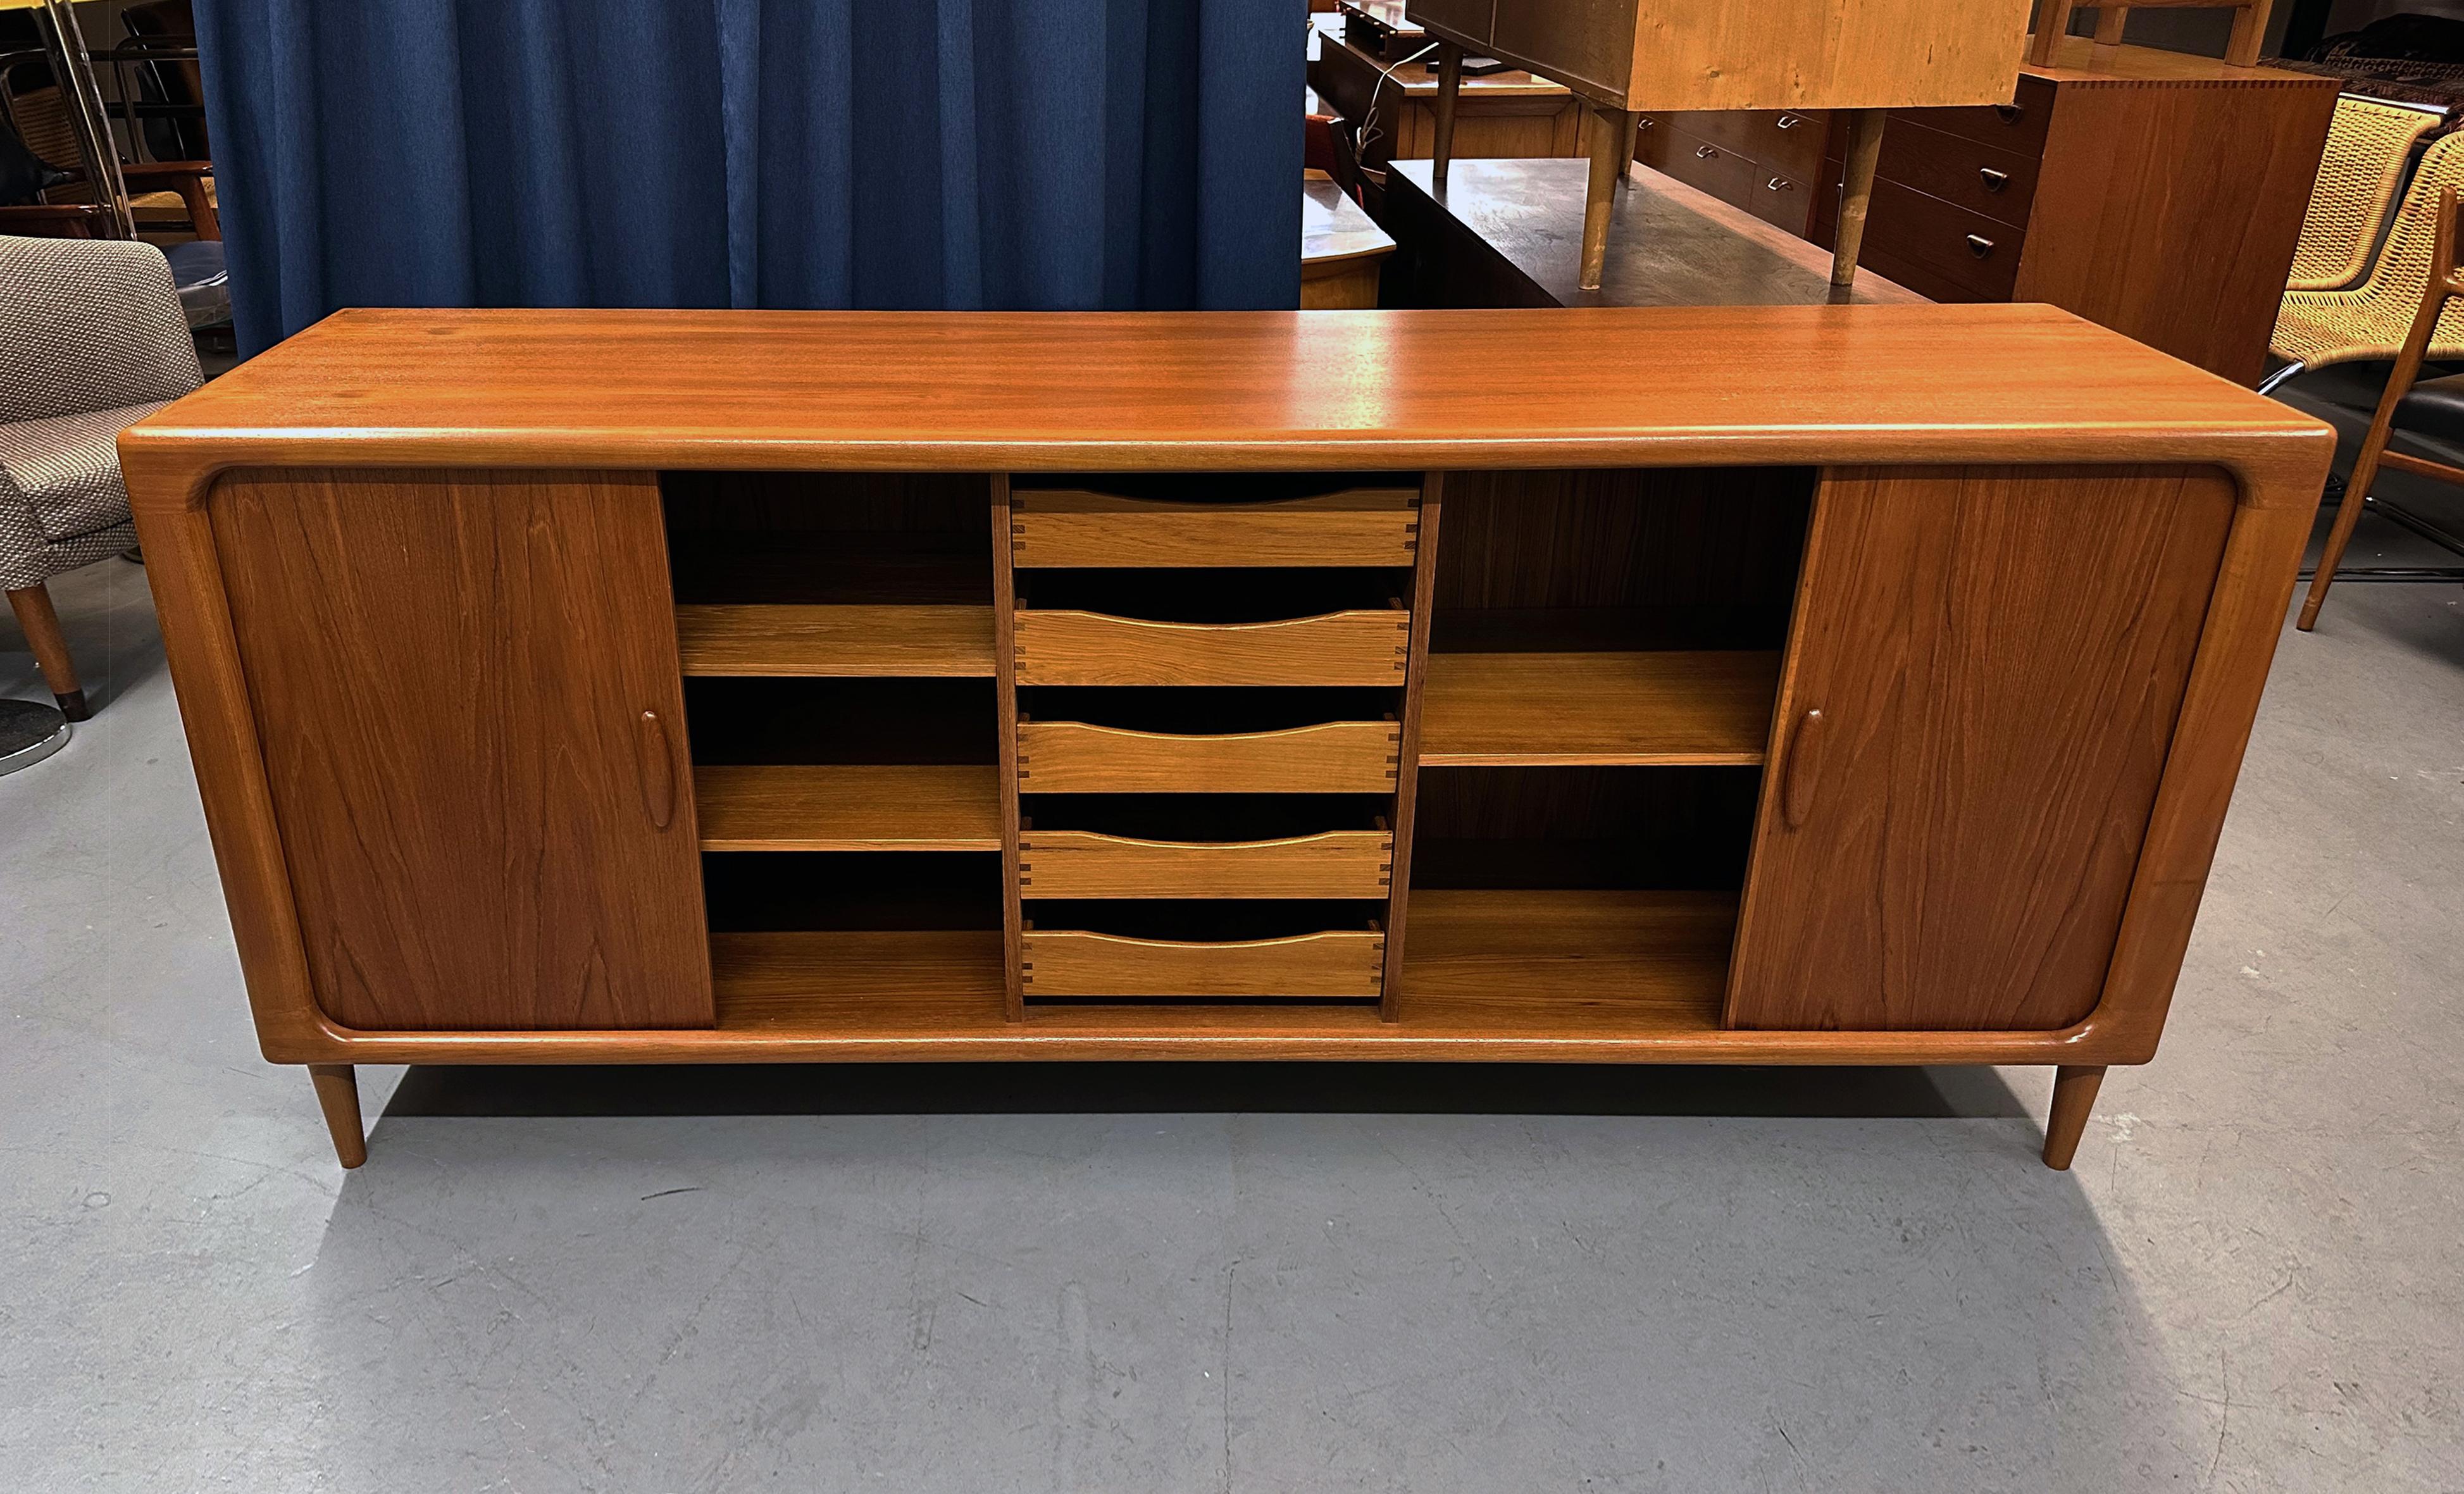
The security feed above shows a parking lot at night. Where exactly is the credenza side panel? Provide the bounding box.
[1724,464,2235,1032]
[208,468,713,1031]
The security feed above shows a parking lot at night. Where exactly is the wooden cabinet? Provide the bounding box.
[121,306,2331,1169]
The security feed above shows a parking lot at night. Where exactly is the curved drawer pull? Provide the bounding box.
[1965,233,1996,258]
[1696,144,1720,159]
[635,708,676,831]
[1994,103,2024,124]
[1766,176,1794,192]
[1979,166,2010,192]
[1776,113,1805,129]
[1638,116,1655,129]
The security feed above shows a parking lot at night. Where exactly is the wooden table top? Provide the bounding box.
[121,305,2331,507]
[2023,34,2351,87]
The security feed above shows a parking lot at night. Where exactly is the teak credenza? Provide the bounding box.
[118,307,2333,1170]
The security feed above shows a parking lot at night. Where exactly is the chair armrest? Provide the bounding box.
[118,161,215,184]
[117,163,218,241]
[0,204,113,237]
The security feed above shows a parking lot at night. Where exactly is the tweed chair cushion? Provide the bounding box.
[0,401,173,544]
[0,235,201,426]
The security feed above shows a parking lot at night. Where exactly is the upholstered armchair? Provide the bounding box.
[3,233,201,719]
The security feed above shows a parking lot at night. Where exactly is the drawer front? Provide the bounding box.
[1017,719,1402,793]
[1850,178,2024,301]
[1872,118,2040,230]
[1638,120,1761,203]
[1019,829,1395,899]
[1681,109,1831,180]
[1742,165,1819,234]
[1014,607,1409,686]
[1021,928,1386,999]
[1011,488,1421,568]
[1895,75,2054,158]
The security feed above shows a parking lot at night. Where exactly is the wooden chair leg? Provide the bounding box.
[1831,110,1888,290]
[2298,445,2386,631]
[2042,1064,2106,1170]
[1431,41,1464,189]
[1579,104,1634,292]
[6,583,87,720]
[309,1064,368,1168]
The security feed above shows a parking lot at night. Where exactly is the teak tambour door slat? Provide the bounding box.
[1724,465,2236,1033]
[1012,608,1410,686]
[1016,719,1402,793]
[1010,489,1420,568]
[1018,829,1395,899]
[209,469,712,1031]
[1021,929,1387,999]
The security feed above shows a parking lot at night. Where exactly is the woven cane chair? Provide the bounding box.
[2293,184,2464,629]
[2268,128,2464,391]
[2,234,202,718]
[2286,96,2441,293]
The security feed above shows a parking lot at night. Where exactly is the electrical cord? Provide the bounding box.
[1355,40,1441,164]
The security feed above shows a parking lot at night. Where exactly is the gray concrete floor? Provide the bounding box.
[3,527,2459,1493]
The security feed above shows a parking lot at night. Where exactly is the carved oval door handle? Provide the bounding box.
[636,707,676,831]
[1779,707,1824,831]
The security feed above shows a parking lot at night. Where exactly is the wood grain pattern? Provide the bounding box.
[694,764,1000,851]
[1014,607,1409,687]
[1019,830,1394,899]
[208,469,712,1031]
[1017,719,1402,794]
[714,931,1008,1029]
[1021,928,1386,1000]
[1725,466,2236,1033]
[675,604,994,676]
[1418,651,1780,764]
[118,308,2334,499]
[1396,889,1732,1030]
[1010,488,1419,568]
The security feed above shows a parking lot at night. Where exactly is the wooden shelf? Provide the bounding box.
[1418,650,1779,766]
[676,604,994,676]
[695,764,1000,851]
[1398,889,1733,1031]
[714,931,1008,1030]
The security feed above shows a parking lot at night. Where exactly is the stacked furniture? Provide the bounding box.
[120,306,2330,1172]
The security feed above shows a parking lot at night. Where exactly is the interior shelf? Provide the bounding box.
[713,930,1009,1030]
[1417,650,1780,766]
[695,764,1000,851]
[675,603,995,677]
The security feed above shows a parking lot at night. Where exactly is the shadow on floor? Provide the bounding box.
[384,1062,2031,1121]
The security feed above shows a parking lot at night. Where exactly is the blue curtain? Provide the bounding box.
[192,1,1303,354]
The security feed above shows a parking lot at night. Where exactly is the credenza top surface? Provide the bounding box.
[121,306,2332,506]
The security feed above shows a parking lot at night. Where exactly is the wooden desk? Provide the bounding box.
[1302,178,1395,309]
[122,306,2330,1174]
[1309,23,1598,168]
[1385,158,1921,309]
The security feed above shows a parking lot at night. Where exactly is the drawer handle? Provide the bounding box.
[635,707,676,831]
[1776,113,1805,129]
[1766,176,1794,192]
[1696,144,1720,159]
[1638,116,1654,128]
[1966,233,1996,258]
[1994,103,2023,124]
[1979,166,2010,192]
[1779,707,1823,832]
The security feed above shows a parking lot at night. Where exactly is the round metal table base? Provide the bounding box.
[0,698,72,776]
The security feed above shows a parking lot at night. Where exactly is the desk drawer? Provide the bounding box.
[1011,488,1421,568]
[1637,120,1761,204]
[1742,166,1819,234]
[1014,607,1409,686]
[1021,927,1386,999]
[1894,75,2053,158]
[1682,109,1831,181]
[1019,828,1395,899]
[1017,719,1401,793]
[1871,118,2040,230]
[1845,178,2024,301]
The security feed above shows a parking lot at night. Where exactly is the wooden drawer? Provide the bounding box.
[1017,719,1401,793]
[1013,607,1409,686]
[1894,75,2054,158]
[1679,109,1831,181]
[1019,828,1394,899]
[1741,165,1819,235]
[1637,120,1761,204]
[1011,488,1420,568]
[1870,117,2040,231]
[1021,927,1386,999]
[1846,178,2024,301]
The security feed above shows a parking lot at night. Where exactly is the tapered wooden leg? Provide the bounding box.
[2042,1064,2105,1170]
[1830,109,1888,290]
[309,1064,368,1168]
[1430,41,1464,189]
[1579,104,1634,292]
[7,583,87,721]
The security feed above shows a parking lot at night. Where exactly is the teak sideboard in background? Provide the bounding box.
[119,308,2333,1170]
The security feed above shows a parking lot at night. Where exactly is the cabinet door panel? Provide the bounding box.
[1725,466,2233,1031]
[211,469,711,1031]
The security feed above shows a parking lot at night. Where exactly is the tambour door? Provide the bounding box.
[1725,466,2235,1032]
[211,469,711,1030]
